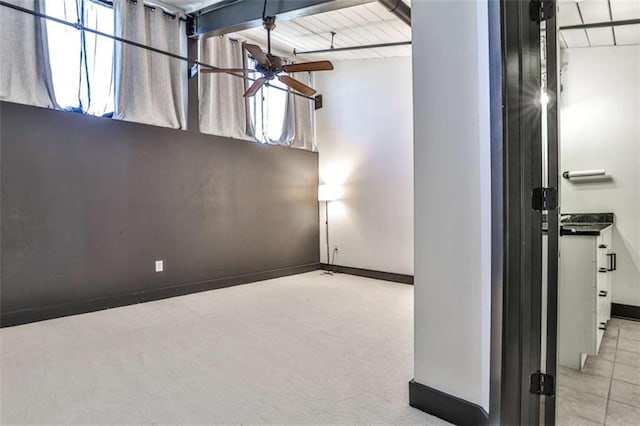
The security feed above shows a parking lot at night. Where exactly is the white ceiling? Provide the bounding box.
[154,0,640,51]
[157,0,411,61]
[227,1,411,62]
[158,0,226,14]
[558,0,640,48]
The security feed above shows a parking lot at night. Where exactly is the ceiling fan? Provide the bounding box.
[201,13,334,98]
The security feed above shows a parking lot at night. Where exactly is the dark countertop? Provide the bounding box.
[561,213,614,224]
[542,212,614,236]
[560,223,612,236]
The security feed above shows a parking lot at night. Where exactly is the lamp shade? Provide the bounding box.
[318,184,342,201]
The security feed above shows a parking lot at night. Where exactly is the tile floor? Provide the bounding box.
[0,272,449,425]
[557,318,640,425]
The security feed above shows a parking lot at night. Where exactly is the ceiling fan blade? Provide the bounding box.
[245,43,270,66]
[278,75,317,96]
[244,78,267,97]
[200,68,253,73]
[282,61,334,73]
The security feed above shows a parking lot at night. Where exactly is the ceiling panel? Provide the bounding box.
[614,24,640,45]
[338,6,371,26]
[389,18,412,39]
[586,27,615,45]
[577,0,612,24]
[560,0,640,47]
[229,2,411,61]
[558,0,583,27]
[561,29,591,47]
[610,0,640,20]
[362,2,390,20]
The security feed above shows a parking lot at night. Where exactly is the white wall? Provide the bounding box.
[560,46,640,306]
[314,56,414,275]
[412,0,491,411]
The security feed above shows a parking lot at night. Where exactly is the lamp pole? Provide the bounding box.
[323,200,333,275]
[318,184,340,275]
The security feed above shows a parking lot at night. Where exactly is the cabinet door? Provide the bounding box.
[596,234,609,271]
[606,263,613,320]
[596,234,609,300]
[597,327,605,353]
[596,264,608,294]
[601,227,614,320]
[559,237,599,367]
[597,296,608,328]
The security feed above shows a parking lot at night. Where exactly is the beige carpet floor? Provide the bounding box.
[1,271,449,425]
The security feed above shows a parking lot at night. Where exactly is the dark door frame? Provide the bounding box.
[544,5,560,424]
[489,0,558,424]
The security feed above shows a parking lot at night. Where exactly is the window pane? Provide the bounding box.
[264,78,287,142]
[248,56,288,143]
[82,0,114,116]
[45,0,81,110]
[45,0,114,115]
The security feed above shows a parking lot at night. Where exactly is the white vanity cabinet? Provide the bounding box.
[558,225,615,370]
[596,229,614,324]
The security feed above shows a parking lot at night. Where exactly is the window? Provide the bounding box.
[45,0,114,116]
[247,57,289,144]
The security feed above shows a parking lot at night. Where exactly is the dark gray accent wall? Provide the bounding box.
[1,102,319,322]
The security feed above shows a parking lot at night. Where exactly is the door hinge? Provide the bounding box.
[532,187,557,211]
[530,0,555,22]
[530,371,555,396]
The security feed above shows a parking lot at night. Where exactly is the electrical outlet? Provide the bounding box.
[155,260,164,272]
[334,244,339,252]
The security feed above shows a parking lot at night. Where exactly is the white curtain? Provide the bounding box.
[199,36,250,140]
[290,72,316,151]
[246,61,314,149]
[44,0,82,110]
[0,0,57,108]
[248,76,295,146]
[44,0,115,115]
[81,0,116,116]
[197,37,315,149]
[114,0,186,129]
[244,53,295,146]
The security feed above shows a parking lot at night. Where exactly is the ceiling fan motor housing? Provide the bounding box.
[263,16,276,31]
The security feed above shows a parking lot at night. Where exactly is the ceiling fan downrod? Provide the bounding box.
[263,16,276,55]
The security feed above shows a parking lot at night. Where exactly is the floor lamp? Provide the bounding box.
[318,184,340,275]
